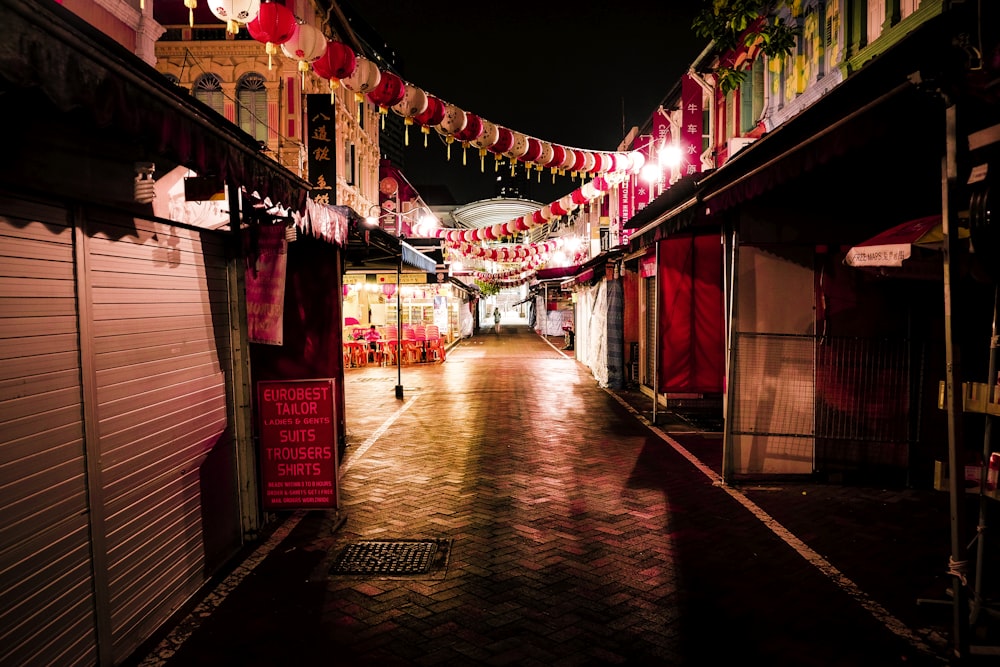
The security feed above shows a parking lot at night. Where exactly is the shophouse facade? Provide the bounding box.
[581,1,999,490]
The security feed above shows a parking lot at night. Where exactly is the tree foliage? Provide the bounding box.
[475,279,500,296]
[692,0,799,95]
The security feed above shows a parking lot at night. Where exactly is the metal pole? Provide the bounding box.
[973,286,999,625]
[941,100,969,659]
[395,253,404,399]
[652,240,659,425]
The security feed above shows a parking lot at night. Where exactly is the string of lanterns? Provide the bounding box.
[205,1,645,276]
[209,1,646,184]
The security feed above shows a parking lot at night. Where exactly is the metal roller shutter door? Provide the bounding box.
[0,196,97,666]
[84,209,242,663]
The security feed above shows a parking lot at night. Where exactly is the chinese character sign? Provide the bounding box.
[306,95,336,205]
[681,74,704,176]
[632,134,653,212]
[258,379,338,510]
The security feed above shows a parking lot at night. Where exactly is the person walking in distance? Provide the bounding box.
[493,307,501,335]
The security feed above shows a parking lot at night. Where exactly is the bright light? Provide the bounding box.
[658,143,683,169]
[410,211,439,238]
[640,162,662,183]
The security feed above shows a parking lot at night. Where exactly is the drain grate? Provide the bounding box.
[330,540,438,575]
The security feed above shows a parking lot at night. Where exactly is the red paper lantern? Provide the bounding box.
[247,2,296,46]
[414,95,446,128]
[454,112,484,143]
[490,126,515,154]
[570,150,587,173]
[571,188,588,205]
[546,144,566,169]
[311,40,356,81]
[519,137,542,164]
[367,70,406,111]
[551,201,567,216]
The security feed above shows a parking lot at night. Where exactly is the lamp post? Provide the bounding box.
[362,204,440,400]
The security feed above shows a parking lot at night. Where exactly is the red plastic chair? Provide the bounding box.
[424,325,445,361]
[379,325,399,366]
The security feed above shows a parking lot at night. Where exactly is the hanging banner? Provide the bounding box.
[245,224,287,346]
[257,379,339,510]
[681,74,704,176]
[632,134,653,213]
[306,94,336,205]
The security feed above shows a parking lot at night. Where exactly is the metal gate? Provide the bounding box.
[730,332,921,481]
[0,195,244,665]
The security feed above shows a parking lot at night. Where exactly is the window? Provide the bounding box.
[237,73,268,142]
[739,58,765,133]
[867,0,885,44]
[193,73,224,115]
[345,143,356,185]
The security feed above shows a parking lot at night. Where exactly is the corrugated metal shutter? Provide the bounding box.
[0,196,97,666]
[84,209,242,663]
[643,276,657,388]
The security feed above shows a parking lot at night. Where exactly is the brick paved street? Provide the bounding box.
[129,324,999,666]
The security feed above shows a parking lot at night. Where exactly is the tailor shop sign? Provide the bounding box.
[257,379,338,510]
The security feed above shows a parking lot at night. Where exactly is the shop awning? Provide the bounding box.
[1,0,310,212]
[401,241,437,273]
[345,220,437,274]
[843,215,969,279]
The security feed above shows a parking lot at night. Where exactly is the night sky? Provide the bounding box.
[340,1,708,205]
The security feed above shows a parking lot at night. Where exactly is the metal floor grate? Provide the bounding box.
[330,540,439,575]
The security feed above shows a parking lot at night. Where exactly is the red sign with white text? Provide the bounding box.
[258,379,338,510]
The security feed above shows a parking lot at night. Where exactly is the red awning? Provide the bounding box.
[844,216,968,268]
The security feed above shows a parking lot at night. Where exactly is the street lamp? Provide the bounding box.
[361,203,440,400]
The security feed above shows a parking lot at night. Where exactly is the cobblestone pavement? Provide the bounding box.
[128,324,999,666]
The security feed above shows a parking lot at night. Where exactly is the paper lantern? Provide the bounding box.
[571,188,588,205]
[367,70,405,112]
[580,152,596,174]
[437,103,467,136]
[628,151,646,173]
[311,40,356,82]
[560,148,578,172]
[520,137,542,165]
[209,0,260,34]
[546,144,566,170]
[414,95,446,145]
[490,126,515,155]
[471,120,499,150]
[535,142,554,168]
[247,2,296,67]
[454,112,483,143]
[504,132,529,160]
[551,201,567,216]
[341,56,381,98]
[281,22,326,73]
[558,195,576,212]
[392,83,428,118]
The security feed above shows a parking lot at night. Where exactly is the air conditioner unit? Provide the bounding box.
[727,136,757,156]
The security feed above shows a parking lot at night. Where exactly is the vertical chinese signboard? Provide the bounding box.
[258,379,338,510]
[681,73,704,176]
[306,95,335,205]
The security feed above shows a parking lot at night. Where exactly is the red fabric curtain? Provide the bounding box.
[657,234,724,393]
